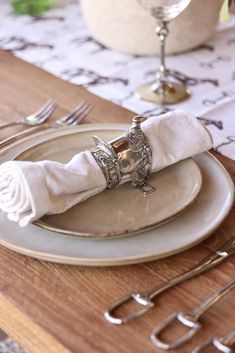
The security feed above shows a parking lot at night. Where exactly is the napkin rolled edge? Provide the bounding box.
[141,110,213,172]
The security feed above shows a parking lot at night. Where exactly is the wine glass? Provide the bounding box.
[136,0,192,105]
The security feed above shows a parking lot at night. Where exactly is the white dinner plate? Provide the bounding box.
[15,129,202,238]
[0,124,233,266]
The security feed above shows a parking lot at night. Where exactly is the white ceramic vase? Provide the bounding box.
[80,0,223,56]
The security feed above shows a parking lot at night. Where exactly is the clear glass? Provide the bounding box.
[137,0,191,21]
[12,0,54,15]
[136,0,192,105]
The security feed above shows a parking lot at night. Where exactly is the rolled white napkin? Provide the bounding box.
[0,110,212,227]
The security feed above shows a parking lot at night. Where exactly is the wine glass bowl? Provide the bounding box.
[137,0,191,21]
[136,0,192,105]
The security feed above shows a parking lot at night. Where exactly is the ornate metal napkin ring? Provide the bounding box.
[91,116,155,195]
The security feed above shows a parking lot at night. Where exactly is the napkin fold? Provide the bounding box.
[0,110,212,227]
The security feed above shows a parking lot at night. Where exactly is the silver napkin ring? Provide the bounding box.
[90,144,121,190]
[91,116,155,196]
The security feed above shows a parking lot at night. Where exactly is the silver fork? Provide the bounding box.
[0,99,57,130]
[104,236,235,325]
[54,101,93,127]
[0,101,93,149]
[151,279,235,350]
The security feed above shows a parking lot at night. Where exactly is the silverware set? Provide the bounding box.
[0,99,93,149]
[104,236,235,352]
[151,280,235,350]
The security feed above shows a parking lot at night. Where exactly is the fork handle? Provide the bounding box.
[0,120,22,130]
[145,235,235,299]
[105,247,231,325]
[189,279,235,321]
[0,124,49,149]
[145,250,229,299]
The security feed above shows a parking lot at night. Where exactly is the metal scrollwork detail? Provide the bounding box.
[127,116,145,152]
[91,146,121,190]
[125,116,154,194]
[91,115,155,195]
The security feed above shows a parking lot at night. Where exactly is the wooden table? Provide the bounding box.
[0,51,235,353]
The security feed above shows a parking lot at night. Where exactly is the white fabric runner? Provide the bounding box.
[0,2,235,158]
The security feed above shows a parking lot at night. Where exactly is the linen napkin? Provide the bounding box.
[0,110,212,227]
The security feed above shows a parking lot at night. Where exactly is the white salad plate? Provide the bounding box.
[15,128,202,238]
[0,124,233,266]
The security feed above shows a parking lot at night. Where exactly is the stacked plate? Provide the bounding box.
[0,124,234,266]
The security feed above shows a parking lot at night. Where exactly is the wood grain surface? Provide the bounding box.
[0,50,235,353]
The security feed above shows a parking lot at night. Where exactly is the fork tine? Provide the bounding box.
[37,102,57,123]
[71,103,94,125]
[66,102,91,124]
[35,101,55,122]
[36,100,56,121]
[66,102,90,123]
[59,101,88,124]
[34,99,55,118]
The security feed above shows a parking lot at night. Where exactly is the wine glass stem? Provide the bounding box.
[156,20,169,85]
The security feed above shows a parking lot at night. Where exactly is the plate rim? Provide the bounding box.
[0,196,231,266]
